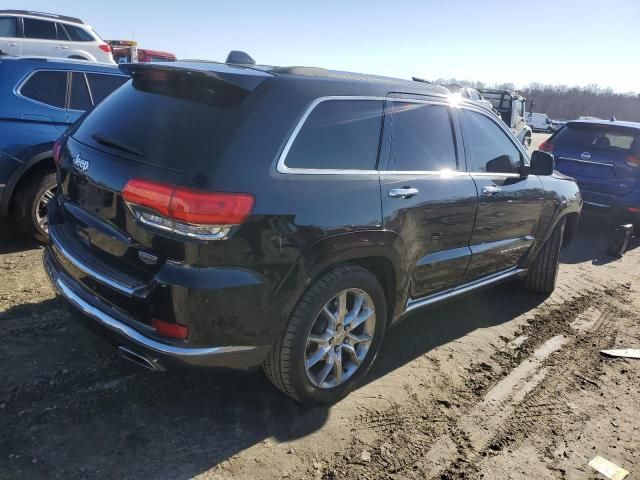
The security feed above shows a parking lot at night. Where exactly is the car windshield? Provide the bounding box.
[553,124,640,153]
[482,93,511,111]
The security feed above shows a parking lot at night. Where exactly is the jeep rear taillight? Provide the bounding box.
[625,155,640,168]
[539,140,554,153]
[122,178,254,240]
[99,43,112,53]
[53,140,63,167]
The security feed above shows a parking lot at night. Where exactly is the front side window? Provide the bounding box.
[85,73,129,104]
[0,17,17,38]
[23,18,57,40]
[284,99,383,170]
[460,109,522,174]
[389,102,457,171]
[20,71,67,108]
[69,72,92,110]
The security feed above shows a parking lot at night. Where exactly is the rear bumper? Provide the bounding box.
[581,188,640,220]
[43,247,271,372]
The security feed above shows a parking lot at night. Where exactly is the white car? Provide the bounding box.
[0,10,114,63]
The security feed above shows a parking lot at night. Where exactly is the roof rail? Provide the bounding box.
[0,10,84,24]
[412,76,431,84]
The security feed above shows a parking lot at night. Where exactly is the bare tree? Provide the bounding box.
[433,79,640,122]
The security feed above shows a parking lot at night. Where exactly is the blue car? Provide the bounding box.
[541,119,640,228]
[0,56,128,241]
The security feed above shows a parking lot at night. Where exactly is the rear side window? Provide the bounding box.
[85,73,128,104]
[23,18,57,40]
[63,24,94,42]
[69,72,92,110]
[460,109,522,173]
[0,17,17,37]
[20,71,67,108]
[389,102,457,171]
[284,100,383,170]
[553,124,640,153]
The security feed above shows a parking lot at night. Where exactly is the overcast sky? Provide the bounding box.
[18,0,640,93]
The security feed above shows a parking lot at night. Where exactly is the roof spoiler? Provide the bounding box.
[119,62,272,93]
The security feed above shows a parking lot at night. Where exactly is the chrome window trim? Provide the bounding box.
[15,68,127,111]
[14,69,68,111]
[276,95,387,175]
[276,95,462,176]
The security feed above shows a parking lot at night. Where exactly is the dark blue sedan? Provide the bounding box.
[540,119,640,227]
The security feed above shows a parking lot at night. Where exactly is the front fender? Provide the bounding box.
[525,175,582,266]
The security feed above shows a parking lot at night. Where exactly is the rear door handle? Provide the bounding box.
[481,185,501,195]
[389,187,419,198]
[57,45,69,49]
[6,42,17,47]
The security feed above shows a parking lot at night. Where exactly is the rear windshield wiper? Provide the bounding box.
[91,133,144,157]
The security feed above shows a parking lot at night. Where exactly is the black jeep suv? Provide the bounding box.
[44,61,582,404]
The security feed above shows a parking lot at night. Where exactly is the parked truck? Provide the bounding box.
[479,89,533,149]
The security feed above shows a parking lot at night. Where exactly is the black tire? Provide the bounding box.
[524,219,565,294]
[263,264,387,404]
[15,172,57,243]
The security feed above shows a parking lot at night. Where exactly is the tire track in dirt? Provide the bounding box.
[321,285,631,480]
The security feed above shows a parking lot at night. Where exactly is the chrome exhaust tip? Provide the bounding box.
[117,346,159,371]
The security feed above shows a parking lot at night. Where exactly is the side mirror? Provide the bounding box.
[530,150,555,176]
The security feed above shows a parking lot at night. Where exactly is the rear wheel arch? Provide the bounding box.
[274,232,403,334]
[4,152,55,215]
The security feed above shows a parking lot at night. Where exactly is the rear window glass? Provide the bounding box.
[72,69,252,168]
[0,17,17,37]
[553,125,640,153]
[389,102,457,171]
[85,73,128,104]
[64,24,94,42]
[285,100,383,170]
[20,71,67,108]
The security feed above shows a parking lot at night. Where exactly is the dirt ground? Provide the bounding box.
[1,133,639,479]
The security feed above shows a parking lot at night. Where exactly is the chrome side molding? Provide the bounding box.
[404,267,526,315]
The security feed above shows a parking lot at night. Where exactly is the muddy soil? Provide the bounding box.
[1,170,639,478]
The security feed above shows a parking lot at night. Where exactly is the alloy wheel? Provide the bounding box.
[305,288,376,389]
[35,186,56,234]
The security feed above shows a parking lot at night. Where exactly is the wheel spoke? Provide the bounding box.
[348,331,372,345]
[350,307,374,331]
[333,348,343,384]
[343,343,360,365]
[344,292,365,327]
[307,330,332,345]
[316,350,335,385]
[321,305,337,331]
[335,292,347,327]
[306,344,330,369]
